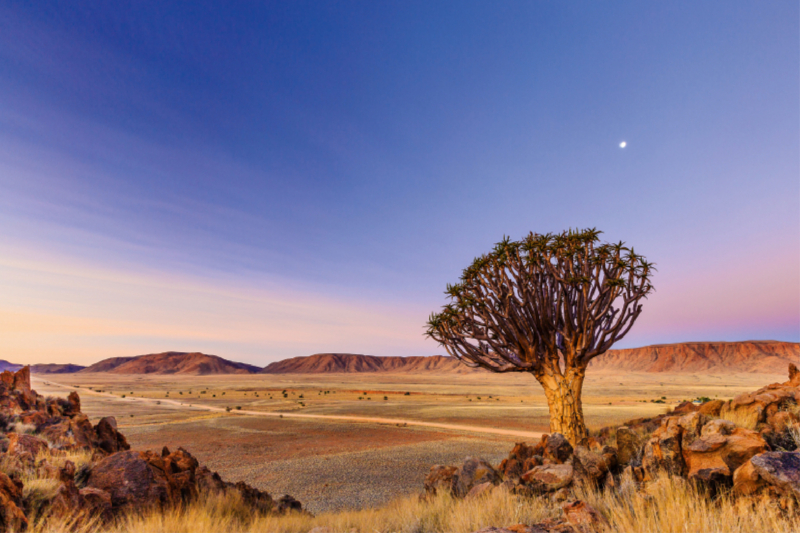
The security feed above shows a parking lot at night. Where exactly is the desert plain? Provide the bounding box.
[30,369,783,514]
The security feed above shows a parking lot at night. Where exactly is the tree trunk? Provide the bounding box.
[536,367,589,446]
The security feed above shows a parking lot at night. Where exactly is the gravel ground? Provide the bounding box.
[211,431,514,513]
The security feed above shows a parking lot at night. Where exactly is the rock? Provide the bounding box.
[275,495,303,513]
[94,417,130,454]
[573,447,609,484]
[499,442,538,481]
[465,481,496,500]
[671,401,699,415]
[698,400,725,417]
[562,500,609,532]
[0,471,27,533]
[701,419,737,437]
[307,528,334,533]
[733,452,800,499]
[522,462,573,492]
[789,363,800,387]
[545,434,574,464]
[642,417,684,476]
[473,524,575,533]
[423,465,458,496]
[684,427,768,482]
[676,412,706,446]
[7,433,48,458]
[87,450,171,512]
[452,457,499,498]
[766,410,799,433]
[67,391,81,414]
[615,427,640,465]
[78,487,113,519]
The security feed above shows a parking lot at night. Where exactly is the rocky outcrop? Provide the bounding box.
[0,472,26,532]
[0,366,303,531]
[427,363,800,524]
[733,452,800,500]
[451,457,500,498]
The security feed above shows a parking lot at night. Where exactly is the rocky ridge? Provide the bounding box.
[591,340,798,373]
[261,353,474,374]
[0,366,302,532]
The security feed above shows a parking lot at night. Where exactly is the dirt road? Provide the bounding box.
[36,377,543,440]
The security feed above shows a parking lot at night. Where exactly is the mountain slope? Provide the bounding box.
[591,340,798,373]
[30,364,86,374]
[0,360,22,372]
[262,341,798,374]
[80,352,260,375]
[261,353,475,374]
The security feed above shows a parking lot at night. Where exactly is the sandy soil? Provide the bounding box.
[31,370,783,513]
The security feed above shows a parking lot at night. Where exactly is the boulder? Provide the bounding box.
[544,434,574,464]
[733,452,800,499]
[0,471,27,533]
[452,457,499,498]
[275,495,303,514]
[499,442,538,481]
[86,450,171,512]
[615,427,640,466]
[701,419,736,437]
[676,412,706,446]
[423,465,458,496]
[522,462,573,492]
[642,417,684,476]
[573,446,610,484]
[94,417,130,454]
[789,363,800,387]
[698,400,725,417]
[562,500,609,533]
[684,427,768,483]
[7,433,48,458]
[465,481,496,500]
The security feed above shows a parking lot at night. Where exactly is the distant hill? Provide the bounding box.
[261,353,476,374]
[79,357,139,373]
[261,341,798,375]
[0,360,22,372]
[30,364,86,374]
[591,340,799,374]
[80,352,260,375]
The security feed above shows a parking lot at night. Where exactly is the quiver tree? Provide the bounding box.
[426,229,654,445]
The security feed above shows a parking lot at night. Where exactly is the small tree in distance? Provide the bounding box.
[426,228,654,445]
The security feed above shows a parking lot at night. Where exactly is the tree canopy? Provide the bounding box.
[426,228,655,375]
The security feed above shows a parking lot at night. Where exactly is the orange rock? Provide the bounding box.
[7,432,48,458]
[0,471,27,532]
[562,500,609,532]
[684,427,767,482]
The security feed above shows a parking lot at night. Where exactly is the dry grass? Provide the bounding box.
[26,474,800,533]
[719,406,760,430]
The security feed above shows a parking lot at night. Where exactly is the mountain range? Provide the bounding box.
[5,341,798,376]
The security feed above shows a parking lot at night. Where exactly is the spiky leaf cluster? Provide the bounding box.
[426,228,654,375]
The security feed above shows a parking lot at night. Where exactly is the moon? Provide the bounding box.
[619,141,627,148]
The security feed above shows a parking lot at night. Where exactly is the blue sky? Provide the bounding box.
[1,1,798,365]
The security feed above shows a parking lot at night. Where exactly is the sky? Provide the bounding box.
[0,1,798,366]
